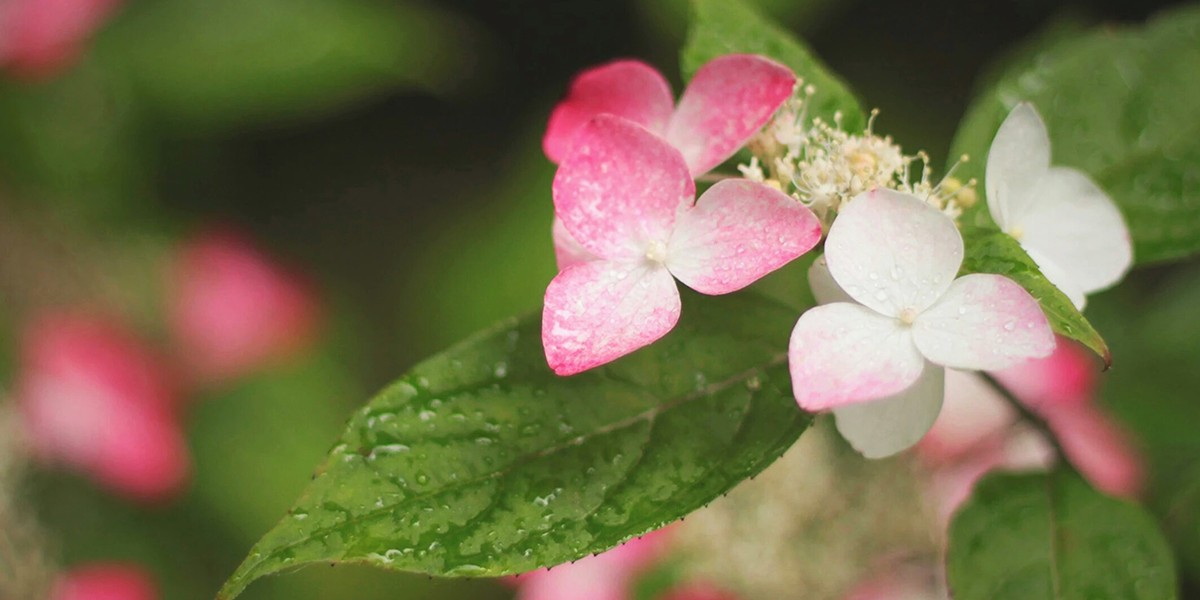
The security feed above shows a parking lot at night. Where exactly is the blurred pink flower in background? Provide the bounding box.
[49,562,158,600]
[657,583,741,600]
[0,0,123,77]
[507,529,671,600]
[167,229,319,385]
[920,337,1143,521]
[16,313,190,501]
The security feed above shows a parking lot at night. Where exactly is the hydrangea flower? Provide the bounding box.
[50,562,158,600]
[168,230,319,384]
[543,115,822,375]
[16,313,190,501]
[985,103,1133,309]
[544,54,797,270]
[790,189,1055,458]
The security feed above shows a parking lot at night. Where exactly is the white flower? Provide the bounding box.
[986,103,1133,309]
[790,189,1056,458]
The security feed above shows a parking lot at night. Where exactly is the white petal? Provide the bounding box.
[833,363,945,459]
[913,274,1056,371]
[1018,167,1133,298]
[986,102,1051,230]
[825,189,963,317]
[807,254,854,305]
[1025,247,1088,310]
[788,303,926,411]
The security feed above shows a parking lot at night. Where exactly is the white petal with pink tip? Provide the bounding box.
[543,261,680,376]
[912,273,1055,371]
[552,115,694,261]
[789,303,926,410]
[667,179,822,295]
[832,363,946,459]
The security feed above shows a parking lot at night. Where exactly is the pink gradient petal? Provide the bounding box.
[912,274,1055,371]
[825,190,964,318]
[553,217,600,271]
[168,229,319,384]
[918,371,1015,465]
[664,55,796,176]
[991,338,1096,412]
[543,260,680,376]
[50,563,158,600]
[553,115,695,261]
[543,60,674,164]
[1045,405,1144,498]
[0,0,123,77]
[509,531,672,600]
[17,313,189,501]
[788,303,926,410]
[667,179,821,294]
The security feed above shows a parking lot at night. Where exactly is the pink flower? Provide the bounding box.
[50,562,158,600]
[543,115,822,375]
[168,229,319,384]
[508,530,670,600]
[16,313,189,501]
[544,55,797,271]
[789,189,1055,456]
[0,0,122,78]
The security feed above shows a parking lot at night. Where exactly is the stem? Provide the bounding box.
[977,372,1073,469]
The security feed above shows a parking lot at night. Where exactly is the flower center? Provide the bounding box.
[898,307,918,325]
[645,239,668,263]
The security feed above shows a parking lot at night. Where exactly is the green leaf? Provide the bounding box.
[958,227,1109,363]
[947,469,1177,600]
[949,5,1200,264]
[217,292,810,599]
[681,0,865,131]
[96,0,481,132]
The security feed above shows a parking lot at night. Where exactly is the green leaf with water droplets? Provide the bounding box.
[958,227,1109,363]
[681,0,865,131]
[947,469,1177,600]
[216,291,810,599]
[949,4,1200,264]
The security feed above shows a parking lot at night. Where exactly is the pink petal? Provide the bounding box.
[168,229,319,384]
[51,563,159,600]
[543,260,680,376]
[825,189,963,318]
[553,217,600,271]
[918,371,1015,465]
[788,303,926,410]
[664,55,796,176]
[16,313,190,501]
[1,0,122,78]
[667,179,821,294]
[543,60,674,164]
[1044,405,1144,498]
[511,531,671,600]
[553,115,695,261]
[912,274,1055,371]
[990,337,1096,412]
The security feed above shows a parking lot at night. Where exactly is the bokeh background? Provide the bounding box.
[0,0,1196,599]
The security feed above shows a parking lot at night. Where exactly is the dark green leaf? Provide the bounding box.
[218,292,810,599]
[948,5,1200,264]
[947,469,1177,600]
[959,227,1109,363]
[97,0,481,132]
[681,0,865,131]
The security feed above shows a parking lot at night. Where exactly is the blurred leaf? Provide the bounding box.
[218,292,810,599]
[680,0,865,131]
[1088,268,1200,576]
[96,0,482,132]
[949,4,1200,264]
[0,56,150,215]
[946,469,1176,600]
[959,227,1108,362]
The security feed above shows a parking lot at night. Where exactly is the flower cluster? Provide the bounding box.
[539,54,1132,460]
[739,88,976,227]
